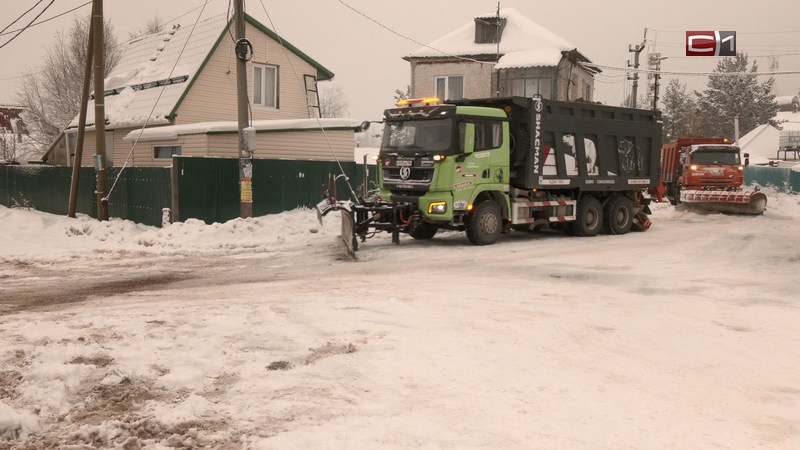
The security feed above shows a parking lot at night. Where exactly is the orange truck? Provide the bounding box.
[659,137,766,214]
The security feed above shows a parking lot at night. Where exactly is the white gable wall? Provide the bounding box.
[175,21,318,125]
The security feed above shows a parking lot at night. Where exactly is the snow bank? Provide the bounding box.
[0,206,341,261]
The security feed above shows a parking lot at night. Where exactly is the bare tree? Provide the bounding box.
[129,15,164,39]
[17,15,120,155]
[319,84,350,118]
[393,85,411,102]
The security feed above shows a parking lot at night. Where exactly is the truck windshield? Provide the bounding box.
[382,119,454,153]
[691,149,741,165]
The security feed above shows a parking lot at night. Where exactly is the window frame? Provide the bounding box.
[434,75,464,101]
[252,63,279,109]
[153,144,182,160]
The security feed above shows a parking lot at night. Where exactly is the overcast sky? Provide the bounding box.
[1,0,799,120]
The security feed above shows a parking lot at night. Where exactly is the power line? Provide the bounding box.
[0,0,45,35]
[0,1,90,38]
[581,62,800,76]
[647,28,800,35]
[260,0,359,201]
[107,0,213,202]
[337,0,493,66]
[0,0,55,49]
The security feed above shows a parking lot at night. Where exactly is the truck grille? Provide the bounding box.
[383,167,434,183]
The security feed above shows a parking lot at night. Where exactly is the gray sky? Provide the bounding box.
[1,0,799,120]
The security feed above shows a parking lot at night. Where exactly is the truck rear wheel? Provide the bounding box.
[408,221,438,240]
[466,200,502,245]
[602,196,633,235]
[571,196,603,237]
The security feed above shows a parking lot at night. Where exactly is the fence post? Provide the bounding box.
[171,155,180,222]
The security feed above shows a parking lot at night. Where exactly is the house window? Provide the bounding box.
[510,78,552,99]
[474,17,506,44]
[435,76,463,101]
[253,63,278,108]
[583,82,592,101]
[153,145,182,159]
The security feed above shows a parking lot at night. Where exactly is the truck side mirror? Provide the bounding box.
[744,153,750,166]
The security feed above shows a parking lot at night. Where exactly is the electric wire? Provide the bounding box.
[337,0,494,66]
[104,0,212,203]
[0,1,89,38]
[259,0,360,202]
[0,0,45,35]
[581,62,800,77]
[0,0,55,49]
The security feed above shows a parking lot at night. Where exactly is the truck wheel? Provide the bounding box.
[571,196,603,237]
[466,200,502,245]
[408,221,438,240]
[665,183,677,205]
[602,196,633,235]
[668,183,681,205]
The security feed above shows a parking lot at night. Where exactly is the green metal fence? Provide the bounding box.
[106,167,172,226]
[1,157,365,226]
[0,165,96,216]
[745,165,799,193]
[172,156,363,224]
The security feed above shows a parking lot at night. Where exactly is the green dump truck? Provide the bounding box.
[319,96,662,252]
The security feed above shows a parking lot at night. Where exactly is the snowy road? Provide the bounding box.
[1,196,799,449]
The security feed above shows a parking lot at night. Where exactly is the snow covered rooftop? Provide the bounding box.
[775,110,800,125]
[405,8,589,69]
[122,118,362,142]
[68,14,333,130]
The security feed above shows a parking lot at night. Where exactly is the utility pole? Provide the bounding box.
[648,53,667,111]
[234,0,253,218]
[68,3,95,218]
[627,29,647,109]
[92,0,108,220]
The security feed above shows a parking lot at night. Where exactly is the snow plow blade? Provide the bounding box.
[315,199,359,258]
[680,189,767,215]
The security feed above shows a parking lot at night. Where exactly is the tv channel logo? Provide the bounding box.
[685,31,736,56]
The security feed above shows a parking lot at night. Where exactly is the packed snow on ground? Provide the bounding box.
[1,191,800,449]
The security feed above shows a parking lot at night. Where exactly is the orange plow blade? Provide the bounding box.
[680,189,767,215]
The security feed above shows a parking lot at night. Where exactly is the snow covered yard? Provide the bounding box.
[1,194,800,449]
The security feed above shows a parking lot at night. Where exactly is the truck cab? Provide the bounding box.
[377,98,510,233]
[681,144,745,190]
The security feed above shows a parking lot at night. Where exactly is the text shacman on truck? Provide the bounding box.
[319,96,663,254]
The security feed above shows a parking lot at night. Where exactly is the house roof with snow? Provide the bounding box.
[404,8,594,71]
[70,13,334,130]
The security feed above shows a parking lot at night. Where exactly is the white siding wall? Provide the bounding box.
[175,21,319,125]
[410,59,494,99]
[208,129,355,162]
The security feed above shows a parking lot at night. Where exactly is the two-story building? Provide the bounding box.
[43,13,358,167]
[404,8,598,102]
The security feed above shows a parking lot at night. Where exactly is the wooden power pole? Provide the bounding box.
[234,0,253,218]
[92,0,109,220]
[67,3,95,218]
[628,29,647,109]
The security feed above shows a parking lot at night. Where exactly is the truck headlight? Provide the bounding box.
[428,201,447,214]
